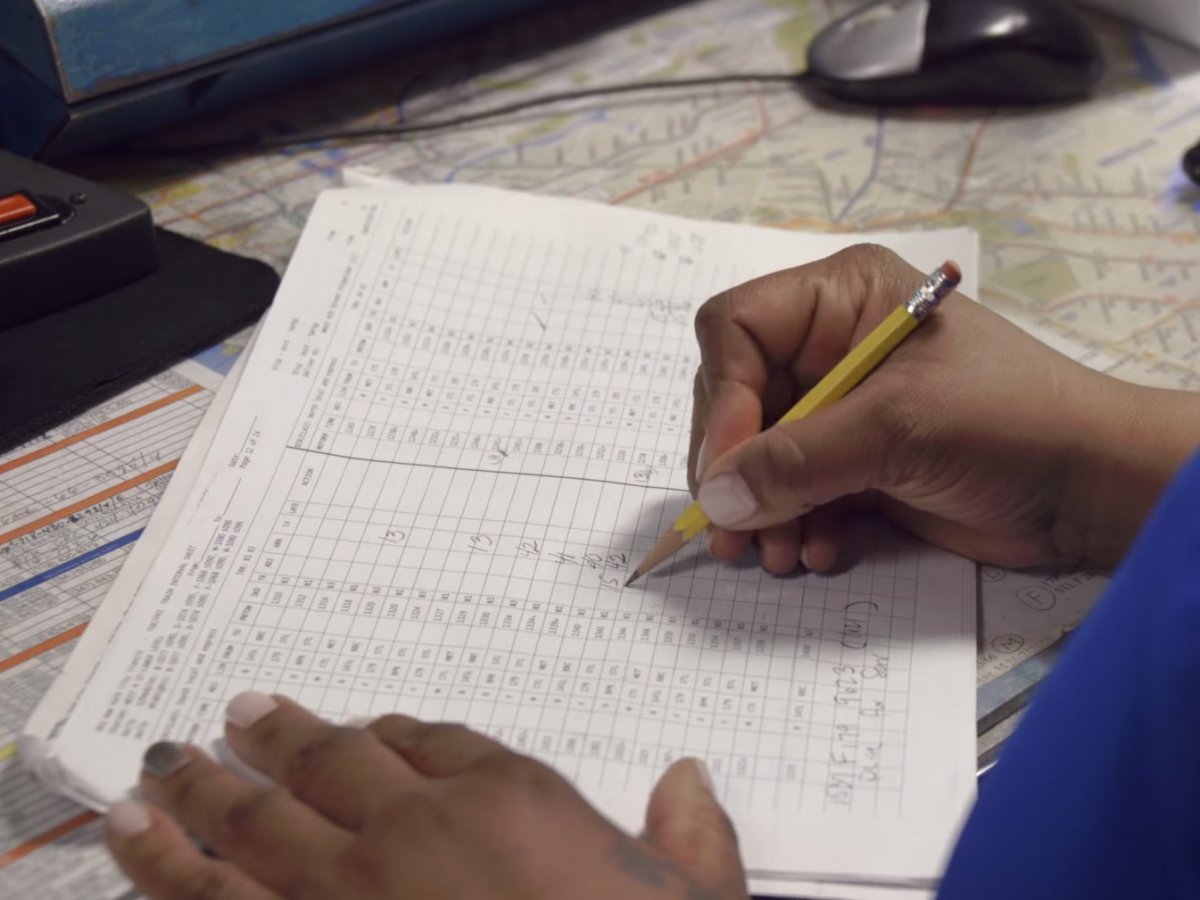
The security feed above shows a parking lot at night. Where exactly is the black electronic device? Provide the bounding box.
[0,150,159,330]
[805,0,1103,106]
[0,151,278,453]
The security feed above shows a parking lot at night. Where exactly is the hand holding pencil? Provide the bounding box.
[628,252,960,584]
[629,244,1142,581]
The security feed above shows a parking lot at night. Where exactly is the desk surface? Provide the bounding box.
[95,1,1200,389]
[2,0,1199,895]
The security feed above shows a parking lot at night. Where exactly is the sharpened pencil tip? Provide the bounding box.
[624,571,642,588]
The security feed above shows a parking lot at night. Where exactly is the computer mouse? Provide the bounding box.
[805,0,1103,106]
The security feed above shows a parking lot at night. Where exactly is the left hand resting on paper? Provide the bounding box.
[105,692,749,900]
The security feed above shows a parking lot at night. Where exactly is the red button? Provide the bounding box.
[0,193,37,226]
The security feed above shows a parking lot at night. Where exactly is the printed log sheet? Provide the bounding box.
[33,187,978,891]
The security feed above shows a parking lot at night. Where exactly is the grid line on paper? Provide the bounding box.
[500,235,576,768]
[178,207,409,726]
[163,197,932,824]
[168,210,398,734]
[276,207,413,715]
[425,220,523,727]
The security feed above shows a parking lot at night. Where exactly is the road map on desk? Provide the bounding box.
[6,0,1200,896]
[0,339,251,897]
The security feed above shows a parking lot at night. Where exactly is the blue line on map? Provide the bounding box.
[1099,137,1157,168]
[443,110,606,182]
[836,113,884,223]
[0,529,144,603]
[1155,102,1200,135]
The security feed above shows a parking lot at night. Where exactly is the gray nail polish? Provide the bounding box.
[143,741,189,779]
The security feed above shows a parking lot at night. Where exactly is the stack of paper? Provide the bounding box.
[23,185,978,898]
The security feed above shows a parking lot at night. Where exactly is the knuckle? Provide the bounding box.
[755,428,811,501]
[392,722,474,769]
[371,712,420,740]
[168,768,202,810]
[177,866,239,900]
[693,290,731,343]
[387,719,447,747]
[694,296,757,382]
[251,712,290,748]
[826,244,908,304]
[723,283,763,320]
[831,244,905,288]
[657,807,740,855]
[838,242,898,270]
[159,864,238,900]
[364,790,449,843]
[694,288,757,363]
[416,721,476,745]
[218,787,289,839]
[431,722,484,752]
[478,752,567,804]
[283,727,370,794]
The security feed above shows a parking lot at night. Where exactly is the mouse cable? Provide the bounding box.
[123,71,807,158]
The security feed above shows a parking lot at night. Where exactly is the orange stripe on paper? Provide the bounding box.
[0,622,88,673]
[0,385,202,477]
[0,812,100,870]
[0,460,179,548]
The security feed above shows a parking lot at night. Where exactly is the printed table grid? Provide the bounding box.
[306,224,704,479]
[191,467,916,817]
[172,204,923,819]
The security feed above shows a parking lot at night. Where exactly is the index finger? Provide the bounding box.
[223,693,419,829]
[107,801,281,900]
[691,244,916,476]
[139,743,351,896]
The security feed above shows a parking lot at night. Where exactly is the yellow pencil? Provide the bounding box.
[625,260,962,586]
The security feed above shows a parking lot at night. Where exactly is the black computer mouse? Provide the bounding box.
[805,0,1103,106]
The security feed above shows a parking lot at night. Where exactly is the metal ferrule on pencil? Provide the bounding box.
[906,266,960,320]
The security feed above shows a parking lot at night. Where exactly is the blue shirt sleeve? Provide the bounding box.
[938,451,1200,899]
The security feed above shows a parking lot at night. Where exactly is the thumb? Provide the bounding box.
[698,394,891,531]
[643,759,747,898]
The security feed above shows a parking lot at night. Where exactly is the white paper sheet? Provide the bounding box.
[27,185,978,893]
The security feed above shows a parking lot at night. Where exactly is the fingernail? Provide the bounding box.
[698,472,759,527]
[800,544,814,571]
[697,437,711,477]
[691,758,716,796]
[143,742,190,779]
[107,799,152,837]
[345,715,375,728]
[226,691,278,729]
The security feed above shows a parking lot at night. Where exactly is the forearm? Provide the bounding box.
[1056,377,1200,569]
